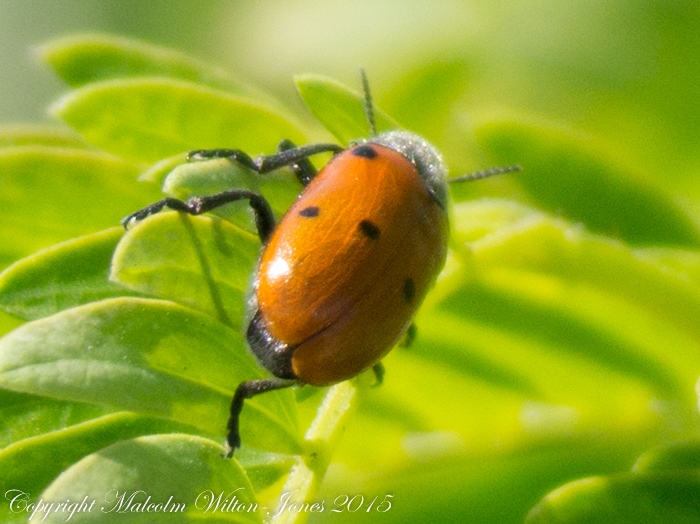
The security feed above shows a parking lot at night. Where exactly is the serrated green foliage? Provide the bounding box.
[0,228,140,321]
[475,121,700,247]
[51,78,306,163]
[0,297,300,454]
[111,213,259,328]
[294,74,398,144]
[36,434,261,523]
[0,146,159,269]
[39,33,262,97]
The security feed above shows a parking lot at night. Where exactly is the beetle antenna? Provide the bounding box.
[359,67,377,137]
[449,164,522,184]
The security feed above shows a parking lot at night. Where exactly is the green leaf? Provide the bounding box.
[294,74,399,144]
[0,124,88,149]
[39,33,263,98]
[161,157,300,226]
[235,448,297,493]
[51,78,306,163]
[5,22,700,521]
[382,63,480,170]
[431,200,700,401]
[475,121,700,247]
[525,472,700,524]
[138,153,189,185]
[0,389,112,450]
[36,434,262,523]
[0,297,300,454]
[0,412,204,507]
[452,200,700,346]
[373,197,700,449]
[273,382,358,519]
[0,228,139,321]
[139,154,299,229]
[0,311,22,338]
[0,146,158,269]
[111,213,259,328]
[633,439,700,474]
[317,435,644,524]
[382,63,470,141]
[635,248,700,289]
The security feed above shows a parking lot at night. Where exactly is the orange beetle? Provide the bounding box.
[122,70,519,456]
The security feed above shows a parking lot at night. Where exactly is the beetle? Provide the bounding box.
[122,70,520,457]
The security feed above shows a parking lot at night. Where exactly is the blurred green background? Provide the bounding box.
[2,0,699,193]
[3,0,700,227]
[2,1,700,523]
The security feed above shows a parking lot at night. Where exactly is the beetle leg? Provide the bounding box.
[188,142,343,183]
[121,189,276,243]
[123,142,343,235]
[226,377,296,458]
[274,139,318,186]
[185,148,259,169]
[371,362,385,387]
[398,323,417,348]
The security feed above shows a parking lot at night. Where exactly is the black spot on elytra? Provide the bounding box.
[359,220,380,240]
[299,206,320,217]
[403,278,415,303]
[352,144,378,159]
